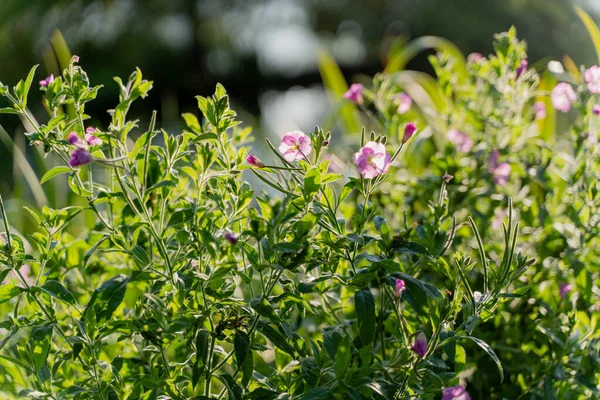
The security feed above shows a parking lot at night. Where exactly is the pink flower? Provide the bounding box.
[411,332,427,357]
[224,231,238,244]
[353,141,391,179]
[72,55,80,63]
[447,129,473,153]
[516,59,528,78]
[343,83,364,104]
[551,83,576,112]
[279,131,312,162]
[533,102,546,120]
[468,53,483,63]
[488,149,511,186]
[442,385,471,400]
[584,66,600,94]
[85,127,102,147]
[394,279,406,298]
[593,105,600,115]
[402,122,417,144]
[246,154,265,168]
[559,282,573,299]
[39,74,54,87]
[395,92,412,114]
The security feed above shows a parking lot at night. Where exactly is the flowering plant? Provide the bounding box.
[0,50,540,399]
[327,25,600,398]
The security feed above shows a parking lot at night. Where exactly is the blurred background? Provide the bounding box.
[0,0,599,205]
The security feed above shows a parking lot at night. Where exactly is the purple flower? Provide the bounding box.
[584,66,600,94]
[246,154,265,168]
[593,105,600,115]
[39,74,54,88]
[447,129,473,153]
[442,385,471,400]
[343,83,364,104]
[394,279,406,298]
[85,127,102,147]
[516,59,528,78]
[224,231,238,244]
[402,122,417,144]
[551,83,576,113]
[559,282,573,299]
[488,149,511,186]
[279,130,312,162]
[68,132,87,148]
[443,173,454,183]
[533,102,546,120]
[395,92,412,114]
[354,141,391,179]
[411,332,427,357]
[69,148,92,167]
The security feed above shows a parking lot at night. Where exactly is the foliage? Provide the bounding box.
[323,22,600,398]
[0,47,540,399]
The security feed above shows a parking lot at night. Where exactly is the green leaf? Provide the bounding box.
[250,297,279,321]
[234,330,250,367]
[317,50,360,134]
[83,274,129,323]
[246,388,281,400]
[182,113,202,134]
[576,7,600,65]
[31,325,52,372]
[257,321,295,356]
[41,280,76,306]
[460,335,503,382]
[355,288,376,346]
[168,208,194,228]
[303,167,321,200]
[217,373,242,400]
[0,107,18,114]
[0,283,22,304]
[146,180,177,194]
[301,387,332,400]
[192,329,210,387]
[131,245,150,268]
[334,335,352,379]
[19,65,39,109]
[0,269,11,283]
[40,166,72,184]
[241,348,253,387]
[385,36,468,82]
[68,174,93,197]
[393,272,441,319]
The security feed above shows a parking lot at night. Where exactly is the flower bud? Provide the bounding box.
[402,122,417,144]
[246,154,265,168]
[411,332,427,357]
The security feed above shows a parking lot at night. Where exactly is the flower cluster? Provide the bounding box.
[251,120,418,180]
[67,127,102,167]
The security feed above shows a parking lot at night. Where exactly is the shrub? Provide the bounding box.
[0,27,598,400]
